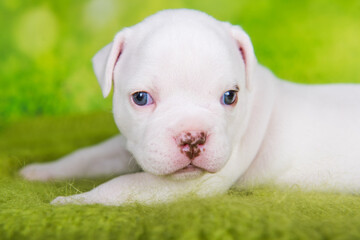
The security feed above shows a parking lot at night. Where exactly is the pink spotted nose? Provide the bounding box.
[175,131,207,160]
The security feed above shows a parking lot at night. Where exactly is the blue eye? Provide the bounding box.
[132,92,154,106]
[221,90,238,105]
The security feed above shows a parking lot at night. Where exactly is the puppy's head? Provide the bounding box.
[92,9,256,179]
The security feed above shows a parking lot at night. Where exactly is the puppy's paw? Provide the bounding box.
[51,195,89,205]
[20,163,54,181]
[51,196,73,205]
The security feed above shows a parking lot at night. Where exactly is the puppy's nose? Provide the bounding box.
[175,131,207,160]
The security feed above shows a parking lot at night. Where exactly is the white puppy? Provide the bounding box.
[20,9,360,205]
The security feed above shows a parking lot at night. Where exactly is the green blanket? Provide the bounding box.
[1,112,360,240]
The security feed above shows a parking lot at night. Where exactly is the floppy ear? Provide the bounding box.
[92,29,129,98]
[228,25,256,90]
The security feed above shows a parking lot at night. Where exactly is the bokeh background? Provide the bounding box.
[1,0,359,123]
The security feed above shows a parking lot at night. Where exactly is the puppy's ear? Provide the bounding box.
[92,29,130,98]
[228,25,256,90]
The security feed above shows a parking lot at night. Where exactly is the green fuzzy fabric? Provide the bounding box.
[1,112,360,240]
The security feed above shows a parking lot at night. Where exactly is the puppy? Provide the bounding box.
[20,9,360,205]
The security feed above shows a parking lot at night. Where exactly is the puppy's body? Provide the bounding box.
[20,9,360,205]
[242,67,360,190]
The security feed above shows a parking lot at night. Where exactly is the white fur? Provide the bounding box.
[20,9,360,205]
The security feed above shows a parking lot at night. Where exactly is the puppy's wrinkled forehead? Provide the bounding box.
[119,11,242,91]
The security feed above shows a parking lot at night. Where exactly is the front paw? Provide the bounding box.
[51,194,97,205]
[20,163,54,181]
[51,196,80,205]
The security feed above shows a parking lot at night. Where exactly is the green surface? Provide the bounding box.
[1,113,360,239]
[1,0,360,122]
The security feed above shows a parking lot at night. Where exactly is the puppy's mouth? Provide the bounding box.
[169,163,205,180]
[175,164,202,174]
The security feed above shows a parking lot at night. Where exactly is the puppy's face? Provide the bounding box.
[93,10,255,179]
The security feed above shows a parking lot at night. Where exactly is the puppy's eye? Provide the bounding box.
[132,92,154,106]
[221,90,238,105]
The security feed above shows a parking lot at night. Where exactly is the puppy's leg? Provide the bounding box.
[51,171,233,206]
[20,135,140,181]
[51,149,243,205]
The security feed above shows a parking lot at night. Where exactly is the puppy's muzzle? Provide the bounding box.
[175,131,207,160]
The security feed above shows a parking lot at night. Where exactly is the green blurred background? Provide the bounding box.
[1,0,360,123]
